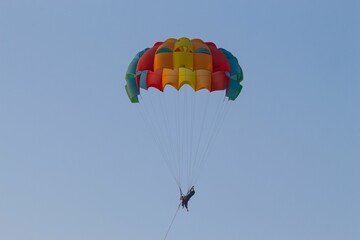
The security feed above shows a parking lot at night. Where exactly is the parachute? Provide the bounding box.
[125,37,243,191]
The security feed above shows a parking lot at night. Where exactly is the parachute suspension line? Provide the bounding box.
[193,97,230,186]
[172,90,182,189]
[157,90,180,187]
[137,92,180,187]
[183,87,190,190]
[160,90,183,189]
[187,87,194,191]
[195,98,228,184]
[190,92,219,186]
[136,88,231,191]
[177,90,182,187]
[180,89,185,188]
[189,91,211,187]
[188,88,196,191]
[186,87,192,190]
[136,99,168,169]
[195,91,219,185]
[186,88,190,189]
[162,203,181,240]
[179,89,185,189]
[185,88,200,190]
[175,90,181,188]
[183,86,190,190]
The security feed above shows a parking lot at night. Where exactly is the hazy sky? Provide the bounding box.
[1,0,359,240]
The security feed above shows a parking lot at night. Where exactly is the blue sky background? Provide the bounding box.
[1,0,359,239]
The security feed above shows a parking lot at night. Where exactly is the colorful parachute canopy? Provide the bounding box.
[125,37,243,103]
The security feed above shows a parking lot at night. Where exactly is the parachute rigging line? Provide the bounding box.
[192,97,230,187]
[136,99,181,187]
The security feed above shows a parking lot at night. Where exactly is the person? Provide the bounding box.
[180,186,195,211]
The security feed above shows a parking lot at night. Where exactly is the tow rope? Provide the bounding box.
[163,203,181,240]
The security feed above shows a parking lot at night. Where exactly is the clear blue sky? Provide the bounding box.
[1,0,359,239]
